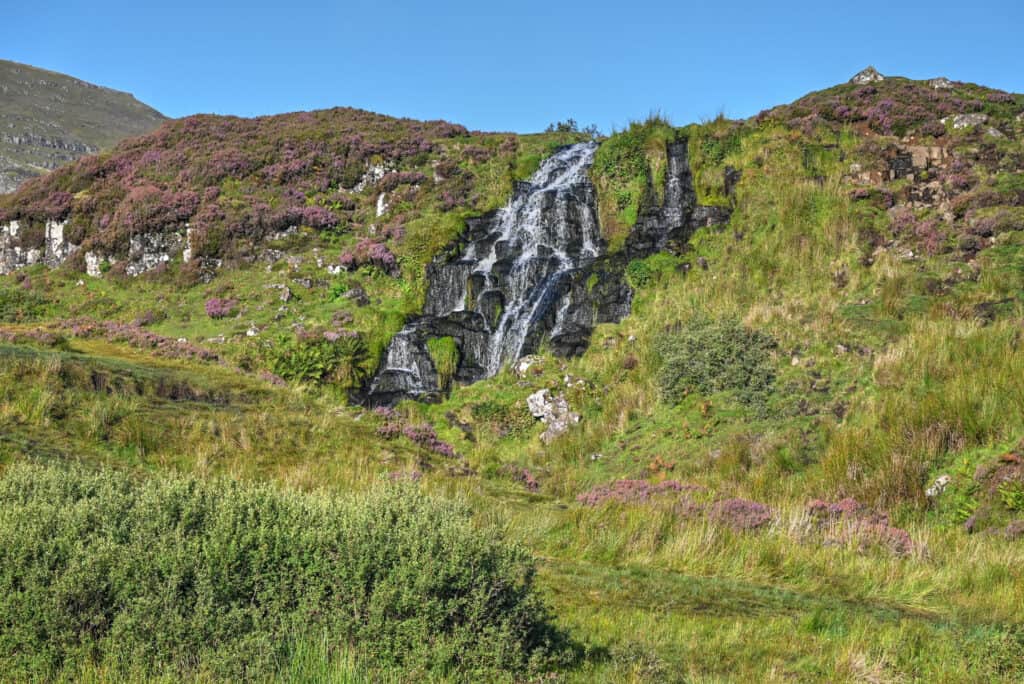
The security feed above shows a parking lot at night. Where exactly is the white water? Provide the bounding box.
[468,142,600,374]
[371,141,601,395]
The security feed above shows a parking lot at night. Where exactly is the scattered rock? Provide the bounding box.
[850,66,884,85]
[929,77,954,90]
[563,374,586,389]
[513,355,542,378]
[697,256,709,270]
[925,474,952,498]
[526,389,580,443]
[343,286,369,307]
[942,113,989,130]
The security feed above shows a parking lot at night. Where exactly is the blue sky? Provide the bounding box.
[6,1,1023,132]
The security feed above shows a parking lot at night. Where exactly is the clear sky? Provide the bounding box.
[6,1,1023,133]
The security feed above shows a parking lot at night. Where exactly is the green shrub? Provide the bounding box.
[0,464,572,680]
[655,316,776,406]
[263,333,369,387]
[626,253,680,289]
[625,259,653,288]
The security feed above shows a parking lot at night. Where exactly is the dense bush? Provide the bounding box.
[0,464,571,680]
[263,332,369,387]
[655,316,776,406]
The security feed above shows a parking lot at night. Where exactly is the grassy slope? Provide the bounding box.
[1,77,1024,681]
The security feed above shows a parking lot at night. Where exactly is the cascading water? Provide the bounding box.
[364,137,730,404]
[368,142,603,400]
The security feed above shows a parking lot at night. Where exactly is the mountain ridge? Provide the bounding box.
[0,58,167,194]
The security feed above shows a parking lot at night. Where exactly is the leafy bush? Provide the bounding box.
[264,333,369,387]
[0,464,572,680]
[625,259,653,288]
[626,253,680,288]
[655,316,776,406]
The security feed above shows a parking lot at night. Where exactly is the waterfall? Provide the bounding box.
[368,142,602,400]
[364,137,727,404]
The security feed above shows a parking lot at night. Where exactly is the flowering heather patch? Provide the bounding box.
[374,410,456,457]
[57,318,219,362]
[377,171,427,192]
[888,206,948,254]
[708,498,772,531]
[24,191,74,221]
[204,298,237,319]
[401,424,456,457]
[0,327,68,348]
[339,238,399,276]
[388,470,423,482]
[576,479,688,506]
[763,77,1019,138]
[0,107,471,260]
[376,422,402,440]
[501,465,540,492]
[806,498,916,556]
[373,405,398,420]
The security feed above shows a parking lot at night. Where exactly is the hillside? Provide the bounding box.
[0,59,166,194]
[1,68,1024,681]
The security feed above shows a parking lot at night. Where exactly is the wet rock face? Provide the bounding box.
[366,138,732,404]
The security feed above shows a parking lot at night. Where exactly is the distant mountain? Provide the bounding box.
[0,59,166,193]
